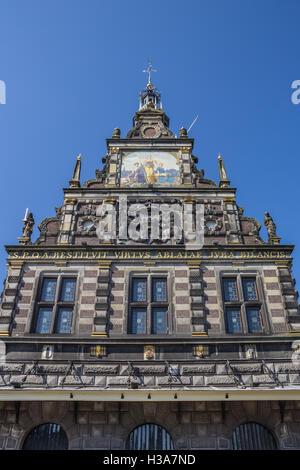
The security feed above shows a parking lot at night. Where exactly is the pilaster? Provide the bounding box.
[57,198,77,245]
[188,263,207,336]
[0,261,24,336]
[92,262,112,337]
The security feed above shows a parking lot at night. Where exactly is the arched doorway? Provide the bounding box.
[23,423,68,450]
[232,422,277,450]
[126,423,174,450]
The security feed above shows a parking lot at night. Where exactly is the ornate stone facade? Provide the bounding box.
[0,77,300,450]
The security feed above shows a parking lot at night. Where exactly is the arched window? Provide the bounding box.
[232,422,277,450]
[126,423,174,450]
[23,423,68,450]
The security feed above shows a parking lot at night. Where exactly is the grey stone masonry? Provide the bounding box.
[0,359,300,390]
[0,400,300,449]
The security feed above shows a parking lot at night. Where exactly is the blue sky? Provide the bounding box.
[0,0,299,287]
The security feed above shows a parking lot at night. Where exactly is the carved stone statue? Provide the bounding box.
[179,127,188,138]
[264,211,277,238]
[199,169,204,179]
[22,212,35,240]
[238,206,245,217]
[112,127,120,138]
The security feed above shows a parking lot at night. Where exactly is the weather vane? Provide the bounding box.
[143,59,157,85]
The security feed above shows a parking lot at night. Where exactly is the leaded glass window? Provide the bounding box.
[56,308,73,334]
[246,307,262,333]
[60,279,76,302]
[34,276,77,334]
[131,308,147,334]
[222,274,263,334]
[36,308,52,334]
[132,279,147,302]
[129,276,169,334]
[152,279,167,302]
[223,278,238,301]
[242,278,257,301]
[152,308,167,334]
[41,279,57,302]
[226,308,242,333]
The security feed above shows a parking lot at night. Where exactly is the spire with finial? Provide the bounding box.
[69,154,82,188]
[143,59,157,85]
[126,60,173,138]
[139,59,162,110]
[218,154,230,188]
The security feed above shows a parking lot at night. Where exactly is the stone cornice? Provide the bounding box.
[62,186,238,193]
[106,137,195,147]
[5,244,295,254]
[0,388,299,402]
[0,335,298,345]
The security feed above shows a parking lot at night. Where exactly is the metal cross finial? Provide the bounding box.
[143,59,157,84]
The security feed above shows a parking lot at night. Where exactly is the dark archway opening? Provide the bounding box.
[126,423,174,450]
[23,423,68,450]
[232,422,277,450]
